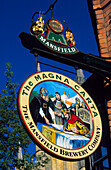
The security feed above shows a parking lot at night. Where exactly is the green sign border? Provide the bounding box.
[37,34,79,55]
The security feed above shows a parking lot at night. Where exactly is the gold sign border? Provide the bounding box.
[18,71,102,160]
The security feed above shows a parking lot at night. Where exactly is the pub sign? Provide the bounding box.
[18,72,102,160]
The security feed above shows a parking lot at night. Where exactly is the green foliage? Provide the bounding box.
[36,151,50,168]
[0,63,50,169]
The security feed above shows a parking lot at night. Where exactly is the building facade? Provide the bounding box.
[86,0,111,169]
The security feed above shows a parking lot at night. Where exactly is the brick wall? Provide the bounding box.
[92,0,111,58]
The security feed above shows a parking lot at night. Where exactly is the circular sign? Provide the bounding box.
[48,19,63,33]
[18,71,102,160]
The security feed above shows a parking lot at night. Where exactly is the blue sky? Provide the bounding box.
[0,0,99,91]
[33,81,77,97]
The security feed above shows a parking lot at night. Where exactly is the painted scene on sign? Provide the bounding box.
[29,81,93,149]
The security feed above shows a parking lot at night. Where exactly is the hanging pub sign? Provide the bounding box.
[18,71,102,160]
[29,16,79,55]
[20,10,79,56]
[19,0,111,78]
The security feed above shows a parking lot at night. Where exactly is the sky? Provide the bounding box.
[33,81,77,97]
[0,0,99,91]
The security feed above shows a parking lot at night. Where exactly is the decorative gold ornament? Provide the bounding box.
[65,30,76,46]
[32,17,44,35]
